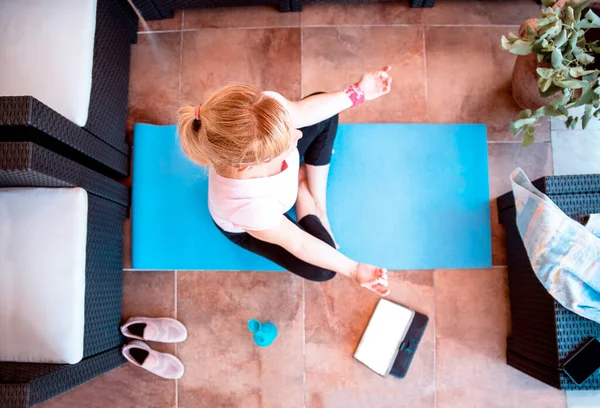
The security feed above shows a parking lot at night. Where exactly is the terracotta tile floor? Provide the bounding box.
[50,1,566,407]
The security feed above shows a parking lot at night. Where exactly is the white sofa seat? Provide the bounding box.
[0,0,97,127]
[0,188,88,364]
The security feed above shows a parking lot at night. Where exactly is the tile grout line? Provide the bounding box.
[422,26,429,123]
[487,140,551,144]
[300,24,304,98]
[137,23,520,34]
[302,279,307,408]
[432,270,437,408]
[175,269,179,408]
[178,16,184,107]
[176,18,183,395]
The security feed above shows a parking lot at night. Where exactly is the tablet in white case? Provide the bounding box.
[354,299,415,376]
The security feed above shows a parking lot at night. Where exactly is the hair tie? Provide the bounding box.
[194,106,201,120]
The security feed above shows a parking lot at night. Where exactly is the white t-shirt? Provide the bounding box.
[208,148,299,233]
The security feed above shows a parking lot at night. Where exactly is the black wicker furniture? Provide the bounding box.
[498,174,600,390]
[0,141,129,407]
[132,0,291,16]
[0,0,137,179]
[289,0,435,12]
[131,0,434,19]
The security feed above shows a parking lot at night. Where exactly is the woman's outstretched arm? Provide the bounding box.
[247,216,390,296]
[270,65,393,129]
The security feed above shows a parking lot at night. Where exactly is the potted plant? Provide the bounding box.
[501,0,600,145]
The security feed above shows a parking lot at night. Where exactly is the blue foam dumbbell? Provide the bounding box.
[248,319,278,347]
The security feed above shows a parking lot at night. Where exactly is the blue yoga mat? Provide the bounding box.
[132,123,491,270]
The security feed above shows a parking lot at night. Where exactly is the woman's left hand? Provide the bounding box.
[358,65,393,101]
[353,263,390,296]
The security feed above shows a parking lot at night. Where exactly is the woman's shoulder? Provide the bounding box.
[263,91,288,107]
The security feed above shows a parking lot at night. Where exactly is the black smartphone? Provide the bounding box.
[562,337,600,385]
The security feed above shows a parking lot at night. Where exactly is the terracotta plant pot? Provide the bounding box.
[512,54,555,111]
[511,10,562,111]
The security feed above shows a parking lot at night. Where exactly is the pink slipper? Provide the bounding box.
[122,340,184,379]
[121,317,188,343]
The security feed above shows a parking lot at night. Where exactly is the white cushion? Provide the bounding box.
[0,188,88,364]
[0,0,97,127]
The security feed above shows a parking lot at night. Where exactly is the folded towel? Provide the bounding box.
[511,168,600,324]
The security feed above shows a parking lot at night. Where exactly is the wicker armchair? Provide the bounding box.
[0,141,130,407]
[498,174,600,390]
[0,0,137,179]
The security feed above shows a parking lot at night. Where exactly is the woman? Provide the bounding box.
[178,66,392,296]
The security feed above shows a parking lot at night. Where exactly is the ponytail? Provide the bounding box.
[177,84,292,171]
[178,105,211,167]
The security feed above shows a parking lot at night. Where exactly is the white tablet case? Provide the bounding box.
[354,299,415,376]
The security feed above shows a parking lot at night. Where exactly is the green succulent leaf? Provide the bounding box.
[537,67,555,79]
[533,38,546,53]
[558,104,570,116]
[569,116,579,129]
[554,29,568,47]
[585,9,600,23]
[522,126,536,147]
[543,23,562,37]
[541,0,555,7]
[533,106,546,117]
[508,32,520,41]
[526,24,538,40]
[538,54,545,63]
[517,109,533,120]
[508,39,535,55]
[555,79,585,89]
[582,105,593,128]
[573,87,596,106]
[510,113,538,138]
[569,32,579,50]
[543,78,553,92]
[536,17,553,28]
[501,35,511,50]
[551,48,564,68]
[569,67,598,78]
[566,6,575,23]
[577,52,595,65]
[582,71,599,82]
[565,116,575,128]
[543,105,564,116]
[571,0,592,11]
[540,84,562,98]
[512,117,539,129]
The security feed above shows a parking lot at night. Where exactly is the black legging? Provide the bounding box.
[217,108,339,282]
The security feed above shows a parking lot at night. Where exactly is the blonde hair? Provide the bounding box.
[178,84,292,171]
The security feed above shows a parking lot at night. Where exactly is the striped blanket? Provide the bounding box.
[511,168,600,324]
